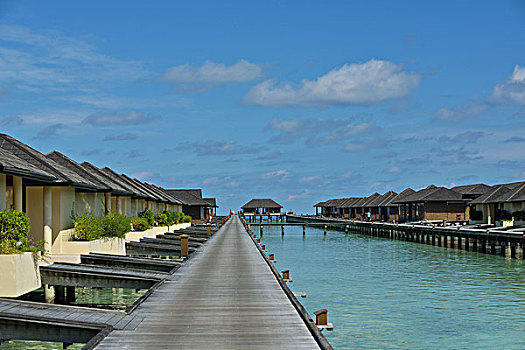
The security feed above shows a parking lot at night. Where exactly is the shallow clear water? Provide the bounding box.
[0,341,83,349]
[17,286,146,311]
[259,225,525,349]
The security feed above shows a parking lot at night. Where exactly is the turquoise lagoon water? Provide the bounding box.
[259,225,525,349]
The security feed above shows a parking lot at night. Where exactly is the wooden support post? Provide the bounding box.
[314,309,328,326]
[260,225,263,236]
[257,239,260,244]
[180,234,189,257]
[55,286,66,304]
[207,225,211,237]
[66,286,76,304]
[345,225,349,233]
[510,243,516,259]
[217,222,220,229]
[324,225,327,236]
[490,241,496,255]
[281,225,284,235]
[281,269,291,282]
[473,238,478,252]
[457,235,462,250]
[269,253,274,261]
[303,225,306,236]
[500,242,506,257]
[261,244,265,251]
[464,237,469,251]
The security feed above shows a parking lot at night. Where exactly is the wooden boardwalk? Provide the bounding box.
[95,216,321,349]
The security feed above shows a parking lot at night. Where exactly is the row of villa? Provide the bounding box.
[314,182,525,226]
[0,133,217,258]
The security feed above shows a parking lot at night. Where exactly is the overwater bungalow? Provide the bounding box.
[167,189,214,222]
[241,198,283,222]
[470,182,525,225]
[392,185,470,222]
[0,134,105,252]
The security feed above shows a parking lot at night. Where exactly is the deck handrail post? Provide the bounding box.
[180,234,189,257]
[314,309,328,326]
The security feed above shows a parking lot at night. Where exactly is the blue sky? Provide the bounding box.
[1,1,524,214]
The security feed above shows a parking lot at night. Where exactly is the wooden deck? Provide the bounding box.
[95,216,321,349]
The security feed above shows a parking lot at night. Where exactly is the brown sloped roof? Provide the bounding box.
[337,197,362,208]
[452,183,492,195]
[46,151,106,191]
[0,133,98,189]
[349,197,369,208]
[361,193,381,207]
[117,174,166,202]
[313,201,326,207]
[140,181,182,204]
[495,183,525,203]
[470,183,525,204]
[392,186,464,203]
[0,148,56,181]
[100,167,151,199]
[203,198,218,207]
[241,198,282,209]
[80,162,132,196]
[384,188,415,206]
[167,189,211,206]
[375,191,398,207]
[146,184,183,205]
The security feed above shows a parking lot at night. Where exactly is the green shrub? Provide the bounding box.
[73,212,103,241]
[140,209,155,226]
[0,210,44,255]
[512,210,525,221]
[131,217,151,231]
[469,209,483,221]
[0,210,30,245]
[174,211,183,224]
[165,211,176,225]
[156,212,169,226]
[182,215,192,223]
[101,212,131,239]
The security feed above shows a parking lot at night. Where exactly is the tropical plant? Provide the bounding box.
[182,215,192,223]
[73,212,104,241]
[0,210,44,255]
[101,212,131,239]
[131,217,151,231]
[156,212,169,226]
[140,209,155,226]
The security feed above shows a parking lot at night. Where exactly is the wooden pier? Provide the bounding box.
[94,216,325,349]
[287,214,525,259]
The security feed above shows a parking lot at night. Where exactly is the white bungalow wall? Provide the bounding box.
[75,192,105,217]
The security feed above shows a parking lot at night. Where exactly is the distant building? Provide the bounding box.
[241,198,283,222]
[167,189,216,222]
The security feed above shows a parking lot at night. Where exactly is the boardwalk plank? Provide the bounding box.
[95,216,320,349]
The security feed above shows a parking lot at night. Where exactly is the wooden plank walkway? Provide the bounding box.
[95,216,321,349]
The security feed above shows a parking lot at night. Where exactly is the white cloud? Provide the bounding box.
[299,176,321,183]
[261,169,289,180]
[180,140,258,156]
[159,59,264,89]
[383,166,404,174]
[84,110,158,126]
[130,171,158,181]
[0,24,144,93]
[243,59,421,107]
[265,115,377,145]
[288,189,311,201]
[435,102,488,121]
[492,65,525,105]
